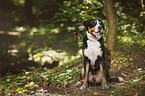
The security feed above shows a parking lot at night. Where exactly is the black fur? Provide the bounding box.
[80,19,109,89]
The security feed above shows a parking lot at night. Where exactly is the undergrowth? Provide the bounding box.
[0,32,145,95]
[0,54,82,95]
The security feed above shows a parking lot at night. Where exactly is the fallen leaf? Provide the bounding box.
[93,92,97,95]
[129,58,133,61]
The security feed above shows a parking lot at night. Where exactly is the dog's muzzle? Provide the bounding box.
[91,31,102,40]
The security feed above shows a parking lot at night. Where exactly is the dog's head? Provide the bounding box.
[83,19,104,40]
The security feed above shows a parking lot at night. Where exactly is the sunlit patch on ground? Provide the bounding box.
[0,31,19,36]
[32,49,67,66]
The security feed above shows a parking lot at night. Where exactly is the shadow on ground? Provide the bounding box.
[0,29,78,77]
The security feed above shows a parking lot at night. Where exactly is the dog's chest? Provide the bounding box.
[84,40,101,65]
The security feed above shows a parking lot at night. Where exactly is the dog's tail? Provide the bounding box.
[106,72,124,83]
[109,76,124,83]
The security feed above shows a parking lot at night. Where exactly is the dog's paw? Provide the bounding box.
[76,81,82,86]
[102,82,109,89]
[80,85,87,90]
[80,83,87,90]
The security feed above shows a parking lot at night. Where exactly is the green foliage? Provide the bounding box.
[13,24,58,36]
[0,51,82,95]
[115,1,145,36]
[55,0,104,26]
[0,0,145,95]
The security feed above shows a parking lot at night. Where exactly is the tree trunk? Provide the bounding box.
[25,0,34,26]
[104,0,117,54]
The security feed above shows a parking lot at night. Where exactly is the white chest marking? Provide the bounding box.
[84,40,101,66]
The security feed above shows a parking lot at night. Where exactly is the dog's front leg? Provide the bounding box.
[80,62,89,90]
[100,63,109,89]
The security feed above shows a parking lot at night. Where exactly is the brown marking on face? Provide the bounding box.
[88,26,95,34]
[99,21,103,26]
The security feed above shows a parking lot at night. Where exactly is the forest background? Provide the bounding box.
[0,0,145,95]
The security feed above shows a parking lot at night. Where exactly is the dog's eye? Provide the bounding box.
[94,21,97,25]
[99,21,102,26]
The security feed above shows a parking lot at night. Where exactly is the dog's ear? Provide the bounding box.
[101,21,104,30]
[98,19,105,29]
[83,20,89,31]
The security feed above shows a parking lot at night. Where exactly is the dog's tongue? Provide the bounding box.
[92,32,101,40]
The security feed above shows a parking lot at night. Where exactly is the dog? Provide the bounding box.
[80,19,109,90]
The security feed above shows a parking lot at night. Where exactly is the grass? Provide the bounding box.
[0,52,83,95]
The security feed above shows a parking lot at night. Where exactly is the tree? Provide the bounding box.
[25,0,34,26]
[104,0,117,54]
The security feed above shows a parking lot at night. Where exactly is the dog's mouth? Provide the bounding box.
[91,31,102,40]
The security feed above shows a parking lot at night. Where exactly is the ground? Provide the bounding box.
[0,30,145,96]
[0,44,145,96]
[44,45,145,96]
